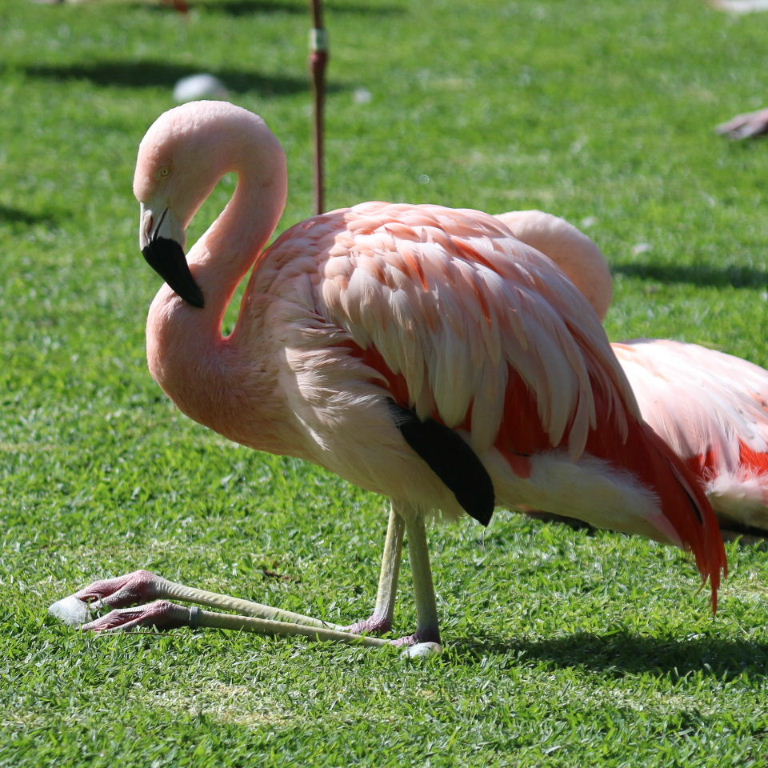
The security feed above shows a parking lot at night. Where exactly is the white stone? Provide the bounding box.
[49,595,93,626]
[402,641,443,658]
[173,74,229,103]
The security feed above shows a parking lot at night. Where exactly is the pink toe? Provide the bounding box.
[74,570,163,608]
[80,600,190,632]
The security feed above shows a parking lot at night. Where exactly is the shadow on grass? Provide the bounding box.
[183,0,307,13]
[184,0,405,14]
[613,261,768,289]
[112,0,404,15]
[0,204,55,227]
[456,630,768,678]
[25,60,317,96]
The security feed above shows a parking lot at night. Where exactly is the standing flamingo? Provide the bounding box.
[496,210,768,535]
[51,102,726,652]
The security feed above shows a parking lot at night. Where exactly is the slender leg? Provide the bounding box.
[59,569,344,630]
[49,512,403,644]
[400,511,441,646]
[51,566,392,645]
[77,599,392,647]
[345,503,405,635]
[50,503,441,652]
[55,503,407,639]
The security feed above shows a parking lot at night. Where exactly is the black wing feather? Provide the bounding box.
[388,400,495,525]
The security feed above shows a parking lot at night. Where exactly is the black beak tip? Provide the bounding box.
[186,288,205,309]
[142,237,205,309]
[183,284,205,308]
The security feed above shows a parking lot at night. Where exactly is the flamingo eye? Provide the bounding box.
[158,166,171,179]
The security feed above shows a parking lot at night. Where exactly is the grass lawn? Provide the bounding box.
[2,0,768,764]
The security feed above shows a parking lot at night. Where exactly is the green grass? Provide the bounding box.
[2,0,768,764]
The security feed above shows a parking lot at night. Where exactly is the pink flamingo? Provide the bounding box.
[716,107,768,141]
[51,102,726,652]
[497,210,768,536]
[35,0,190,11]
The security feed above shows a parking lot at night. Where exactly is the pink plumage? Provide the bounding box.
[613,340,768,532]
[55,103,726,648]
[498,209,768,540]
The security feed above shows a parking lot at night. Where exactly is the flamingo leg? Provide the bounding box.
[344,503,444,652]
[52,569,345,630]
[309,0,328,214]
[54,505,405,637]
[399,509,441,646]
[77,600,392,647]
[52,570,395,645]
[345,502,405,635]
[51,505,441,652]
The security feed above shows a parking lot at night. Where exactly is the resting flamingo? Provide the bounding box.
[50,102,726,652]
[35,0,189,12]
[716,107,768,141]
[497,210,768,536]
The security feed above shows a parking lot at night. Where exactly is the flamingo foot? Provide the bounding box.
[392,627,441,648]
[73,569,167,608]
[343,614,393,636]
[716,107,768,140]
[50,570,168,627]
[80,600,192,632]
[343,620,442,655]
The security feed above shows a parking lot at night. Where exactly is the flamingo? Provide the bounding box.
[716,107,768,141]
[496,210,768,536]
[711,0,768,14]
[51,102,726,652]
[33,0,190,11]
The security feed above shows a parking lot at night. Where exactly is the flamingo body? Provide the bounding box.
[613,340,768,530]
[248,202,647,529]
[497,210,768,535]
[55,103,726,647]
[138,102,716,548]
[140,103,723,608]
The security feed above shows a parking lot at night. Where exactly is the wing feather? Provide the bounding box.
[318,202,628,460]
[614,339,768,475]
[262,203,725,603]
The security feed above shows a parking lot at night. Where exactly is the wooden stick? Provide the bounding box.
[309,0,329,214]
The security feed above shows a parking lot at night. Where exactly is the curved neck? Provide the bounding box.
[187,155,287,340]
[146,137,288,435]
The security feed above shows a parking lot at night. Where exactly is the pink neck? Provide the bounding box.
[146,150,287,441]
[187,166,285,340]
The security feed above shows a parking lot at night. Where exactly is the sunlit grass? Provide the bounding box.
[2,0,768,765]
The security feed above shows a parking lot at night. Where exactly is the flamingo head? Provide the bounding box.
[133,101,287,310]
[133,101,241,309]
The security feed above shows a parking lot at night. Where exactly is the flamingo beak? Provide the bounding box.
[139,203,205,309]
